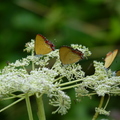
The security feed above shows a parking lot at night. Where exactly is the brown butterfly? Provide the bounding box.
[35,34,55,55]
[104,49,118,68]
[59,46,84,64]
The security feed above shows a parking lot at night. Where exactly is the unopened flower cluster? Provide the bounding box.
[0,39,91,115]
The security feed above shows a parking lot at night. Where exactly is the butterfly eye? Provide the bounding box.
[59,46,83,65]
[104,49,118,68]
[35,34,55,55]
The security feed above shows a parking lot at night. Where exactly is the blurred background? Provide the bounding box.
[0,0,120,120]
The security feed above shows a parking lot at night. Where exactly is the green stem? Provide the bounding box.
[104,95,110,109]
[54,76,64,83]
[59,79,83,87]
[92,96,104,120]
[0,97,24,112]
[25,94,34,120]
[60,83,82,90]
[36,94,46,120]
[1,94,24,100]
[32,50,35,70]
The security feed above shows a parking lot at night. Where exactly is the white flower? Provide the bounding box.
[60,64,85,80]
[0,39,93,115]
[78,61,120,96]
[75,85,89,101]
[95,84,111,96]
[10,58,30,67]
[71,44,92,57]
[95,107,110,116]
[24,39,34,53]
[49,91,71,115]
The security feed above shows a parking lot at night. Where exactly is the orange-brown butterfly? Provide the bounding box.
[59,46,84,64]
[104,49,118,68]
[35,34,55,55]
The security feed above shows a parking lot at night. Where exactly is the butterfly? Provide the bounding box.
[35,34,55,55]
[104,49,118,68]
[59,46,84,64]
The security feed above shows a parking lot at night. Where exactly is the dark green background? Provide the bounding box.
[0,0,120,120]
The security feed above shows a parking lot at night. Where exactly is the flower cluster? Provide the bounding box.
[95,107,110,116]
[71,44,91,58]
[0,39,91,115]
[76,61,120,97]
[1,37,120,119]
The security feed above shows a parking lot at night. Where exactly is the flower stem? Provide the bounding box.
[92,96,104,120]
[31,50,35,70]
[104,95,110,109]
[59,79,83,87]
[25,94,34,120]
[1,93,25,100]
[54,76,64,82]
[60,83,82,90]
[0,97,25,112]
[36,94,46,120]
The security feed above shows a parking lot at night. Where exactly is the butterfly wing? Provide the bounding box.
[116,70,120,76]
[104,49,118,68]
[35,34,54,55]
[59,46,83,64]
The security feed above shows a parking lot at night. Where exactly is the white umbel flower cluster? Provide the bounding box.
[0,39,91,115]
[76,61,120,97]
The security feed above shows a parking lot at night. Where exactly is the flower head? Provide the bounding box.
[0,39,92,115]
[76,61,120,96]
